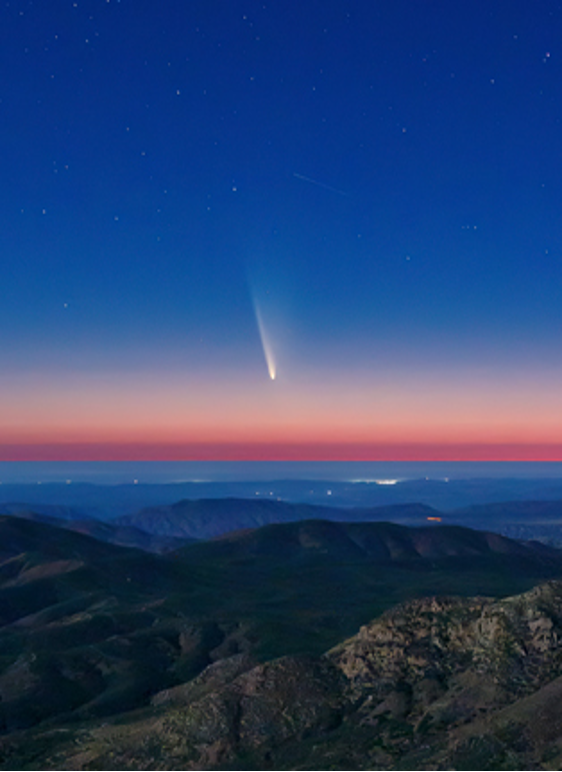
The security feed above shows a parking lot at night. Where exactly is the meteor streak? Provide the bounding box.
[293,172,349,197]
[254,302,276,380]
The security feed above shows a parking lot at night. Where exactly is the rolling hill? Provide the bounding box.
[116,497,443,539]
[5,580,562,769]
[1,513,562,768]
[8,494,562,550]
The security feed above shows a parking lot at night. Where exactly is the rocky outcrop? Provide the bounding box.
[7,581,562,770]
[49,655,347,770]
[151,652,257,708]
[329,580,562,705]
[170,655,345,750]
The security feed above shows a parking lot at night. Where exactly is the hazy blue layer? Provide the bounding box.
[1,461,562,485]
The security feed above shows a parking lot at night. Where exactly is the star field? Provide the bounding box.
[2,0,562,460]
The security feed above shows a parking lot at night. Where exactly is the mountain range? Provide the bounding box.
[6,496,562,551]
[21,580,562,771]
[1,512,562,768]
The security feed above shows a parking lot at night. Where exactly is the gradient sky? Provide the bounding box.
[3,0,562,461]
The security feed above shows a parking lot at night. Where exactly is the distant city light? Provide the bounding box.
[350,479,404,485]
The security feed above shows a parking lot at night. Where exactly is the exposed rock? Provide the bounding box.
[329,580,562,706]
[168,655,346,753]
[7,581,562,770]
[151,652,257,707]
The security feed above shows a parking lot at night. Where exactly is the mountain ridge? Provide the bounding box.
[1,513,562,768]
[116,498,444,540]
[7,495,562,549]
[7,580,562,770]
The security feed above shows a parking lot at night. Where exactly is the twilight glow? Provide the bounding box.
[2,361,562,460]
[2,1,562,461]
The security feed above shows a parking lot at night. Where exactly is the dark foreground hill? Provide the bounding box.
[5,581,562,769]
[2,515,562,769]
[0,504,191,552]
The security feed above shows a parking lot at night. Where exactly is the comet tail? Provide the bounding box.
[254,303,276,380]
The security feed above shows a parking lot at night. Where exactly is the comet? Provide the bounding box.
[254,302,276,380]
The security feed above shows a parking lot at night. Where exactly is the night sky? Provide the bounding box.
[3,0,562,461]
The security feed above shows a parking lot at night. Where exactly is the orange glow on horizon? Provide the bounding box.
[3,363,562,461]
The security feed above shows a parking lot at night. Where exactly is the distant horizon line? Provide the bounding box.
[2,442,562,462]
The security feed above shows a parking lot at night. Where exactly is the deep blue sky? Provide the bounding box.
[3,0,562,459]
